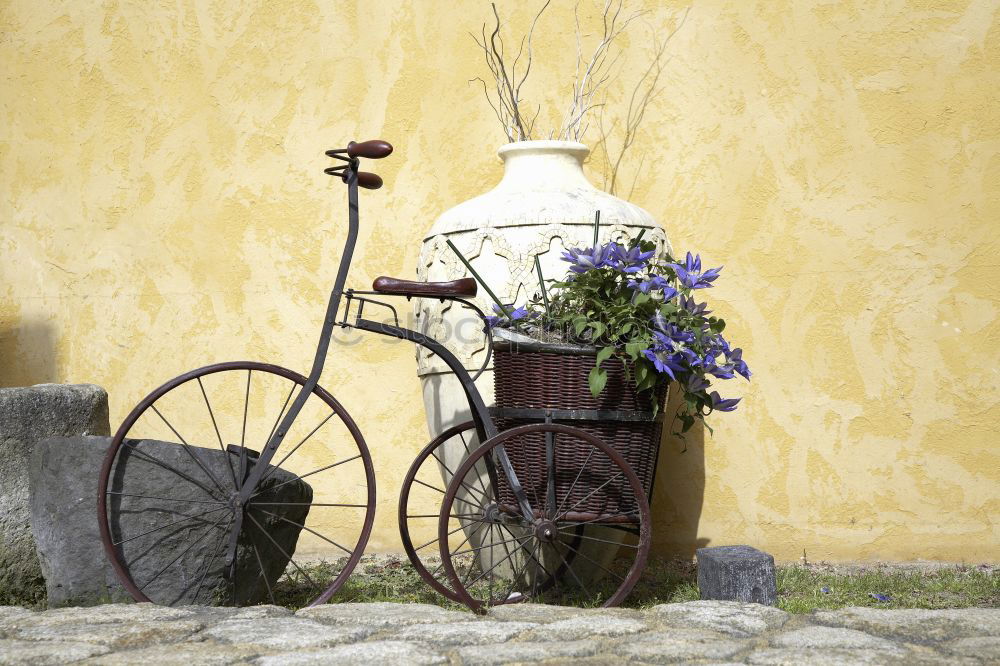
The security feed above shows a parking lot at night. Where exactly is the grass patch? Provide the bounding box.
[273,555,997,613]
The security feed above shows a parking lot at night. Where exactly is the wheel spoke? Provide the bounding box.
[554,530,640,548]
[197,377,238,492]
[256,508,354,555]
[248,536,277,605]
[463,531,533,589]
[194,513,234,600]
[263,383,296,451]
[550,538,592,600]
[138,510,230,592]
[553,447,594,520]
[449,533,529,559]
[121,441,222,501]
[150,405,228,498]
[251,502,368,508]
[558,472,624,519]
[413,517,488,554]
[112,505,231,546]
[106,491,225,506]
[458,430,492,499]
[558,538,627,584]
[261,411,337,484]
[429,451,492,506]
[555,512,639,530]
[545,430,556,519]
[249,455,361,499]
[246,511,317,592]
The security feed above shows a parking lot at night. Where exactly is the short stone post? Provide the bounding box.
[697,545,778,606]
[0,384,110,605]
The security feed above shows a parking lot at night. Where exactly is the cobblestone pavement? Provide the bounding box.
[1,601,998,665]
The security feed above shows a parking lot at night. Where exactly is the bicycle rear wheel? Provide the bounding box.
[98,361,376,607]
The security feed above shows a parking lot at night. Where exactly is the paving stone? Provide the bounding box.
[0,638,109,665]
[199,617,374,650]
[616,628,748,662]
[942,636,1000,660]
[457,639,600,665]
[746,648,906,665]
[813,607,1000,643]
[523,615,647,641]
[487,603,596,624]
[30,603,196,627]
[82,642,263,665]
[651,600,790,638]
[392,620,536,646]
[296,602,470,628]
[254,640,447,665]
[14,619,205,649]
[771,626,907,656]
[228,605,293,620]
[0,608,34,638]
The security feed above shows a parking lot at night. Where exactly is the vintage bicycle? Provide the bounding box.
[97,140,652,612]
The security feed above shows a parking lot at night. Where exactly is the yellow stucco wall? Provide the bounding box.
[2,0,997,563]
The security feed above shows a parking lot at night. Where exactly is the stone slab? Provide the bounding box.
[296,601,470,628]
[256,640,448,665]
[0,384,109,606]
[651,600,789,637]
[0,638,109,665]
[771,626,906,655]
[813,606,1000,643]
[616,628,748,662]
[30,436,311,606]
[392,620,536,646]
[697,545,777,606]
[523,615,647,641]
[199,617,374,650]
[457,639,600,665]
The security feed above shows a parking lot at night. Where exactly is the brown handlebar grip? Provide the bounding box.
[355,171,383,190]
[347,140,393,159]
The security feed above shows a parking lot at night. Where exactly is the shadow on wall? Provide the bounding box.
[649,386,708,559]
[0,321,57,388]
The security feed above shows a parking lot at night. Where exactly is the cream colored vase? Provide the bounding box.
[415,140,672,583]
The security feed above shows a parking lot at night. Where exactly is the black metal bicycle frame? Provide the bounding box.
[234,156,533,520]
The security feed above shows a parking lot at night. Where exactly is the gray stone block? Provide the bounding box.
[29,435,311,607]
[697,545,778,606]
[0,383,110,605]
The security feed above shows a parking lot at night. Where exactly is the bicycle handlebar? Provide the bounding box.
[347,139,393,159]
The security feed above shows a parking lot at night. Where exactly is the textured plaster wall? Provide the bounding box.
[1,0,997,562]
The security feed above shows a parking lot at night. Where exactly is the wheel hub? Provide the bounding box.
[534,519,557,543]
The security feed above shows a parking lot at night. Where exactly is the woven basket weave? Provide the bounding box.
[491,340,667,518]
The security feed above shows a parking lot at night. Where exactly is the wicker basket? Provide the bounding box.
[491,338,667,518]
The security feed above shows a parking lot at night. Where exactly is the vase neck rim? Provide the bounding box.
[497,140,590,162]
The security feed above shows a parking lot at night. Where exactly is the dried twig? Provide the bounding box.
[469,1,551,141]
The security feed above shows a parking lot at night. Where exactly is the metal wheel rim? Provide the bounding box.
[436,422,651,613]
[398,421,477,602]
[96,360,377,607]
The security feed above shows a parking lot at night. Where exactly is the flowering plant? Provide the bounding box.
[488,237,750,434]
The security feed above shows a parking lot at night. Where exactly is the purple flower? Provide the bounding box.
[485,303,529,329]
[870,593,891,602]
[710,391,740,412]
[611,243,655,274]
[669,252,722,289]
[653,314,696,345]
[679,294,711,316]
[686,375,711,393]
[643,349,684,380]
[628,275,673,296]
[561,244,614,274]
[726,347,751,380]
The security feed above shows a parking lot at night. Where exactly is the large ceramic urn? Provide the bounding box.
[415,140,672,449]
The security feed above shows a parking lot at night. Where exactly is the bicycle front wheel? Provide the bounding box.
[98,361,376,607]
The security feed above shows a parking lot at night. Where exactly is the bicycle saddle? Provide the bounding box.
[372,276,477,298]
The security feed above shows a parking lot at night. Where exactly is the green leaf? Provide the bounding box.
[595,345,615,369]
[710,318,726,333]
[589,321,606,339]
[573,317,588,336]
[588,366,608,397]
[634,293,651,306]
